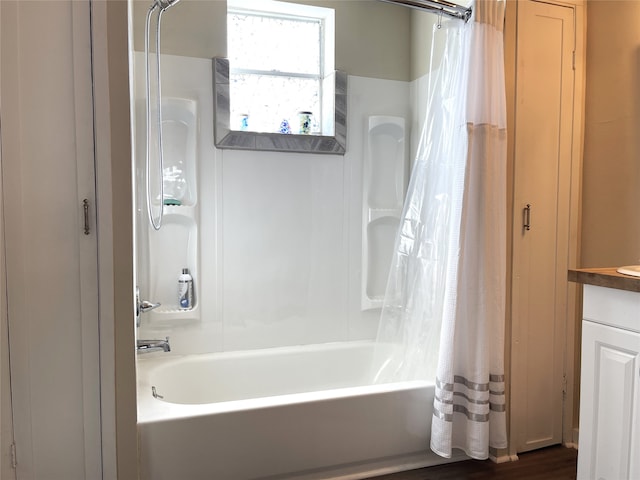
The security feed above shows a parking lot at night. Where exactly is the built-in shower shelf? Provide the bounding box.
[149,304,200,323]
[361,115,408,311]
[367,208,403,222]
[143,95,200,326]
[155,306,194,314]
[162,204,197,217]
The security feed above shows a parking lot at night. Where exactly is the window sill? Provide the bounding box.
[213,58,347,155]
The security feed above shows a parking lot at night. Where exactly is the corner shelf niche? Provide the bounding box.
[145,97,200,324]
[361,115,408,311]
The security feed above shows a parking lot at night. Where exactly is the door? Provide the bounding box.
[0,1,101,478]
[510,1,576,453]
[578,320,640,480]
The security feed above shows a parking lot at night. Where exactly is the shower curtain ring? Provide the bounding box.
[437,11,443,29]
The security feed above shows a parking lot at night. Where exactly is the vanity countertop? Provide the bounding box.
[568,267,640,293]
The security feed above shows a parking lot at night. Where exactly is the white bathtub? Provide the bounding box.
[137,341,463,479]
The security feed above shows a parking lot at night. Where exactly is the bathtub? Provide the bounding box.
[137,341,464,479]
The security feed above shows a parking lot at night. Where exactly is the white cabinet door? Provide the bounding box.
[1,1,101,478]
[510,0,576,453]
[578,320,640,480]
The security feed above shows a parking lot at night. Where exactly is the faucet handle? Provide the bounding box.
[140,300,161,313]
[136,286,161,328]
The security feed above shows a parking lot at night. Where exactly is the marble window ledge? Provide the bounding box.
[213,57,347,155]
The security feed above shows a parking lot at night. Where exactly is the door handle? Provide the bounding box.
[523,204,531,231]
[83,199,90,235]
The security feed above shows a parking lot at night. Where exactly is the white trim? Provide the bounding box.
[230,68,320,80]
[228,0,334,30]
[491,453,517,464]
[0,7,13,478]
[72,2,103,477]
[562,0,586,452]
[1,1,35,474]
[90,1,117,477]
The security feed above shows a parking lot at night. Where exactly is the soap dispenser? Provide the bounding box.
[178,268,194,310]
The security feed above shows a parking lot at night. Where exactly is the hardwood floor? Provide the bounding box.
[372,446,577,480]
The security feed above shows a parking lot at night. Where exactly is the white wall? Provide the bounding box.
[135,54,415,354]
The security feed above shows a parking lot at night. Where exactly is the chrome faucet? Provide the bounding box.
[137,337,171,354]
[136,286,161,327]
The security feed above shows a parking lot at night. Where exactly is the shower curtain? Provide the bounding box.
[373,0,507,460]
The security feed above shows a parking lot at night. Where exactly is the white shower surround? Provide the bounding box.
[132,54,451,477]
[134,53,419,353]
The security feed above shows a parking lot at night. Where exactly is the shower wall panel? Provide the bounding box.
[135,53,413,354]
[134,54,214,353]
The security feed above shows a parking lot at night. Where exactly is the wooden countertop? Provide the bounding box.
[568,267,640,293]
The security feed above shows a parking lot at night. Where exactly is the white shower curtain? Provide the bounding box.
[373,0,507,460]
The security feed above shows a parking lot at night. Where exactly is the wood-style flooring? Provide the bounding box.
[372,446,577,480]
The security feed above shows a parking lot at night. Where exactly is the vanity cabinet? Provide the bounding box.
[575,281,640,480]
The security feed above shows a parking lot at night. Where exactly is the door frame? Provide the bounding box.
[0,2,17,477]
[90,1,138,478]
[73,1,103,475]
[504,0,586,459]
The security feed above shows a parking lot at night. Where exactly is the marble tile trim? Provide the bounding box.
[212,58,347,155]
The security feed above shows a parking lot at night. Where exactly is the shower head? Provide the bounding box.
[155,0,181,12]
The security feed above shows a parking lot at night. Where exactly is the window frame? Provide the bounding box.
[214,1,346,155]
[213,57,347,155]
[226,2,331,135]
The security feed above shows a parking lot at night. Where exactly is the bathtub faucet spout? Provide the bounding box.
[137,337,171,354]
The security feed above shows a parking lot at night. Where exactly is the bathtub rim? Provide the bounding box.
[136,341,433,424]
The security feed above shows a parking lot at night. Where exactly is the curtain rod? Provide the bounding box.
[379,0,472,23]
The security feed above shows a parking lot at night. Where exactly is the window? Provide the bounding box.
[227,0,335,135]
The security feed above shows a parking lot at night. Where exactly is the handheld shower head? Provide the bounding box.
[144,0,181,230]
[156,0,181,11]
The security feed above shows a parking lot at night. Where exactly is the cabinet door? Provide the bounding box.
[1,1,101,478]
[578,320,640,480]
[510,0,576,453]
